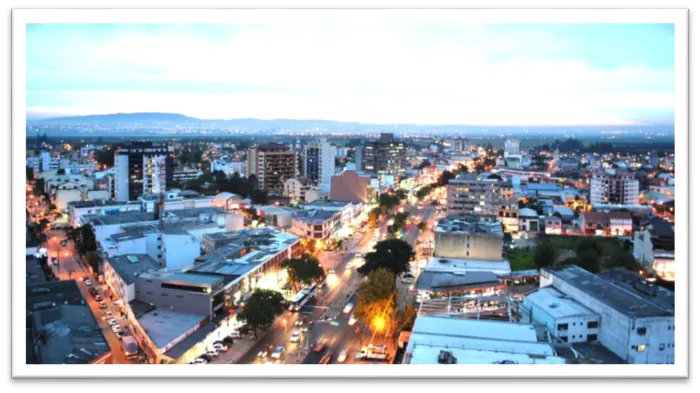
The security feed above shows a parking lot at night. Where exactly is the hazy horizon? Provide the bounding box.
[27,23,675,126]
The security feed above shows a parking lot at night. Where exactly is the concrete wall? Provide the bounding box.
[524,299,600,344]
[163,234,201,271]
[55,189,82,211]
[434,232,502,261]
[135,277,212,316]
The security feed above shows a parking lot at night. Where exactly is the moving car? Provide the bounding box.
[290,331,302,343]
[343,302,354,314]
[319,353,332,364]
[104,311,113,319]
[270,346,285,359]
[328,268,335,275]
[301,323,310,333]
[313,339,327,353]
[258,345,274,358]
[192,358,207,364]
[346,263,354,271]
[107,318,118,326]
[348,315,357,326]
[94,295,103,302]
[111,324,122,333]
[84,279,93,286]
[99,302,108,310]
[337,350,347,363]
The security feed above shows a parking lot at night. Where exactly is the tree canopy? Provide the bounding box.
[533,239,557,270]
[359,239,414,276]
[237,289,286,338]
[283,255,326,292]
[355,269,398,334]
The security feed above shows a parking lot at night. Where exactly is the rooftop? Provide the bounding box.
[435,216,503,237]
[84,212,157,226]
[293,208,339,222]
[302,199,354,209]
[163,322,217,360]
[426,257,512,274]
[597,268,675,313]
[67,200,139,209]
[524,287,598,319]
[545,265,674,318]
[580,211,610,224]
[137,308,208,351]
[161,207,230,220]
[30,304,110,364]
[106,254,160,285]
[415,270,503,293]
[27,280,86,313]
[26,258,47,285]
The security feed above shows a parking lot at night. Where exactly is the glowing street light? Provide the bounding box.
[372,315,386,332]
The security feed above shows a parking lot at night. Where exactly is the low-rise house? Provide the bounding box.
[544,215,563,235]
[578,211,610,236]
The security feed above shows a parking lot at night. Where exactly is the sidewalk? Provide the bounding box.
[209,334,262,364]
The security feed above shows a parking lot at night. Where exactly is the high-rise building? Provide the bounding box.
[360,133,407,179]
[114,142,174,202]
[589,170,640,205]
[303,138,336,187]
[446,173,500,216]
[504,139,521,155]
[247,144,297,194]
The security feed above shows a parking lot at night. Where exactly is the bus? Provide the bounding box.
[289,282,318,311]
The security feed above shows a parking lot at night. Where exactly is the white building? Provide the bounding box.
[589,170,640,205]
[303,138,336,187]
[54,189,82,211]
[403,316,566,364]
[540,266,675,364]
[633,218,675,281]
[291,209,340,240]
[544,215,562,235]
[67,200,142,228]
[138,189,214,214]
[41,151,60,172]
[114,142,171,202]
[523,287,600,344]
[518,208,540,233]
[283,178,316,202]
[103,254,160,302]
[210,159,247,176]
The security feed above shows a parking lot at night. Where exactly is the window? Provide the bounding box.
[146,291,154,295]
[561,336,568,343]
[587,334,598,342]
[637,327,647,336]
[557,323,568,331]
[157,254,162,259]
[587,321,599,329]
[659,344,665,351]
[637,345,647,352]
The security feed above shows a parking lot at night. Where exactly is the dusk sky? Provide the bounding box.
[26,23,675,126]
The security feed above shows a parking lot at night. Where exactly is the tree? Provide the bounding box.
[367,207,382,229]
[283,255,326,292]
[84,251,100,275]
[398,303,418,331]
[378,192,400,213]
[576,237,604,257]
[250,189,269,205]
[73,224,97,255]
[355,269,398,334]
[604,250,642,271]
[26,166,35,181]
[533,239,557,270]
[436,170,456,187]
[94,146,115,168]
[359,239,414,276]
[236,289,286,338]
[577,248,602,273]
[56,168,66,175]
[417,222,427,232]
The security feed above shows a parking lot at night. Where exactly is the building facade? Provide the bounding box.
[114,142,174,201]
[303,138,336,187]
[246,144,297,194]
[360,133,407,179]
[589,170,640,205]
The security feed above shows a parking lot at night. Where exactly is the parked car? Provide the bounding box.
[94,295,103,302]
[104,311,113,319]
[205,350,218,358]
[270,346,285,359]
[221,336,235,345]
[111,324,122,333]
[343,303,354,314]
[290,331,302,343]
[314,339,327,353]
[192,358,207,364]
[99,302,108,310]
[229,331,242,339]
[198,354,213,362]
[84,279,93,286]
[113,300,123,307]
[107,318,118,326]
[348,315,357,326]
[213,344,228,353]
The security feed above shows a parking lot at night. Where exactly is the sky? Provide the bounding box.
[25,23,675,126]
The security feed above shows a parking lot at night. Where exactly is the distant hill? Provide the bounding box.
[29,112,206,126]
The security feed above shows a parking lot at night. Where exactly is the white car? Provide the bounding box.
[107,318,118,326]
[343,303,354,314]
[337,350,348,363]
[111,324,122,333]
[192,358,207,364]
[328,268,335,275]
[205,350,218,358]
[270,346,285,359]
[290,331,302,343]
[104,311,113,319]
[348,315,357,326]
[84,279,93,286]
[212,344,227,353]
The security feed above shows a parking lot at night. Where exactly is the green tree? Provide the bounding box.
[533,239,557,270]
[237,289,286,338]
[283,255,326,292]
[94,146,115,168]
[26,166,35,181]
[84,251,100,275]
[398,303,418,331]
[73,224,97,255]
[604,250,642,271]
[576,237,604,257]
[578,248,602,273]
[250,189,269,205]
[359,239,415,276]
[355,269,398,334]
[378,192,400,213]
[367,207,382,229]
[436,170,456,187]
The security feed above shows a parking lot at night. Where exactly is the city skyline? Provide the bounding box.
[26,23,675,126]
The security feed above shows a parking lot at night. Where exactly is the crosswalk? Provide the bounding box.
[346,245,374,255]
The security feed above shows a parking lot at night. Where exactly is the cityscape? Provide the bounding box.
[23,21,677,369]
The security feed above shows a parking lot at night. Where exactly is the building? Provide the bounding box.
[210,159,246,177]
[402,316,565,364]
[578,211,610,236]
[360,133,407,179]
[518,208,540,233]
[246,144,296,194]
[589,170,640,205]
[634,218,675,281]
[433,215,504,261]
[303,138,336,187]
[291,209,341,240]
[138,189,214,214]
[503,139,524,169]
[114,142,174,201]
[446,173,500,216]
[212,192,250,211]
[544,215,563,235]
[193,228,301,307]
[27,280,112,364]
[283,177,316,202]
[330,170,374,204]
[67,200,142,228]
[172,167,201,183]
[41,150,60,172]
[104,254,160,302]
[540,266,674,364]
[608,211,633,236]
[255,205,297,230]
[523,287,600,344]
[135,271,224,317]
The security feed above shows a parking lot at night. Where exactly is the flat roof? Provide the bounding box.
[84,212,157,226]
[293,208,338,222]
[163,322,217,360]
[27,280,85,311]
[68,200,138,209]
[415,271,503,293]
[162,207,230,219]
[165,272,223,287]
[546,265,674,318]
[598,268,675,313]
[302,199,354,209]
[26,258,48,285]
[31,304,110,364]
[137,308,208,351]
[435,216,503,236]
[426,257,512,274]
[408,344,566,365]
[107,254,160,285]
[525,287,598,319]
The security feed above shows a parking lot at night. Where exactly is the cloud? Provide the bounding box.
[25,23,675,125]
